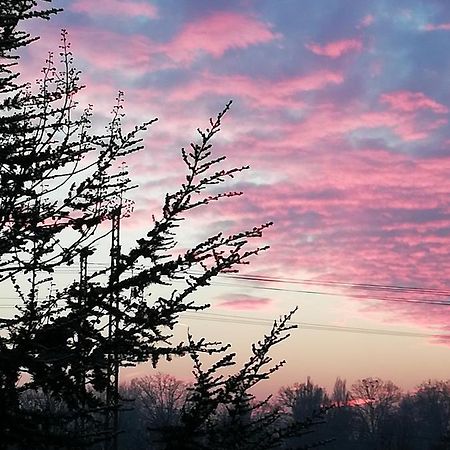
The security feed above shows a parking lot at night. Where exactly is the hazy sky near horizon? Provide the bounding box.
[19,0,450,394]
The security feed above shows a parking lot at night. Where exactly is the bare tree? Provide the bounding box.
[325,378,354,449]
[278,376,329,422]
[121,373,188,449]
[413,380,450,447]
[129,373,188,427]
[350,377,401,448]
[331,377,350,408]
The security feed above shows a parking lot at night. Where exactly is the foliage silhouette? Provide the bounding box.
[0,2,326,449]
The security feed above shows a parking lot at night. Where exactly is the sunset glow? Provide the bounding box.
[21,0,450,395]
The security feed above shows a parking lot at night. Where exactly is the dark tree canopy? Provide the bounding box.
[0,3,325,450]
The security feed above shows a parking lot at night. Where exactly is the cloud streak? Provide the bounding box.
[306,39,363,58]
[162,12,281,63]
[57,12,280,74]
[381,91,448,114]
[168,70,343,108]
[70,0,158,18]
[216,294,273,311]
[423,23,450,31]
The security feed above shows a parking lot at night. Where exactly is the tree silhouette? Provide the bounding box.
[0,3,303,449]
[279,376,329,423]
[156,308,332,450]
[350,377,401,449]
[121,373,189,449]
[410,380,450,449]
[325,378,354,450]
[277,377,333,448]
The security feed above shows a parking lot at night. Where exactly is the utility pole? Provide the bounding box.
[78,247,90,394]
[77,247,91,443]
[105,207,121,450]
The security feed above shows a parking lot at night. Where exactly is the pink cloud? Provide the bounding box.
[306,38,363,58]
[70,0,158,19]
[217,294,272,310]
[72,85,450,338]
[381,91,448,114]
[39,28,158,72]
[423,23,450,31]
[358,14,374,29]
[180,128,450,336]
[168,70,343,108]
[270,101,446,145]
[163,12,281,63]
[47,13,279,75]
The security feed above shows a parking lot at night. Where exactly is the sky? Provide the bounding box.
[18,0,450,396]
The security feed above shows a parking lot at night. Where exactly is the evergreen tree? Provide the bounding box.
[157,309,312,450]
[0,3,291,448]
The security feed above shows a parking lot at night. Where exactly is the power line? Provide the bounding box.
[51,263,450,298]
[1,270,450,307]
[183,312,449,339]
[0,282,448,307]
[0,293,446,339]
[2,264,449,343]
[0,303,446,339]
[215,273,450,297]
[210,281,450,307]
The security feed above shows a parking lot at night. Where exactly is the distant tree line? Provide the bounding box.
[19,373,450,449]
[280,376,450,450]
[267,375,450,450]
